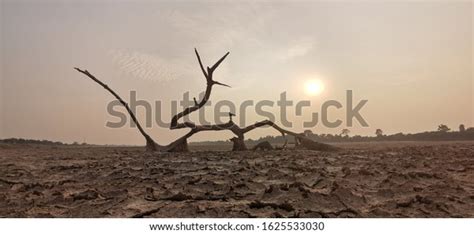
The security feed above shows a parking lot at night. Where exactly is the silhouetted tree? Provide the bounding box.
[437,124,450,132]
[375,129,383,137]
[459,124,466,132]
[75,49,336,152]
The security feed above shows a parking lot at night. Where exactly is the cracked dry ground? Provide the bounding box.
[0,141,473,218]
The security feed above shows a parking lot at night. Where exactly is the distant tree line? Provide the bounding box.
[192,124,474,146]
[0,138,87,146]
[2,124,473,147]
[272,124,474,144]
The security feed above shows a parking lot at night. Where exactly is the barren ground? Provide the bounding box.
[0,141,473,218]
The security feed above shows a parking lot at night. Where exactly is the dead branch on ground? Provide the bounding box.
[74,49,336,152]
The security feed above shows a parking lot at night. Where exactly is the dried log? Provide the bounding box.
[167,118,336,152]
[75,49,336,152]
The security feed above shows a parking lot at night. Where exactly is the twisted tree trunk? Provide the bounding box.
[74,49,336,152]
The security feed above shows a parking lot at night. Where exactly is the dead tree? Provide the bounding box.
[75,49,336,152]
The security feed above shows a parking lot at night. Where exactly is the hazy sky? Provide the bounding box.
[1,0,472,145]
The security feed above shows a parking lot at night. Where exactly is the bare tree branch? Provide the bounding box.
[170,49,230,130]
[74,68,161,151]
[165,118,336,152]
[163,49,334,152]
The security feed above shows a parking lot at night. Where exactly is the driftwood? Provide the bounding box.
[75,49,336,152]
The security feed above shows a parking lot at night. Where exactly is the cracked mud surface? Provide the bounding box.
[0,141,473,217]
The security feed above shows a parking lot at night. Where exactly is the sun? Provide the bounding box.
[304,79,325,96]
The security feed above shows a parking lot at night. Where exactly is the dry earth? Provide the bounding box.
[0,141,473,218]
